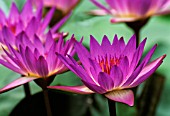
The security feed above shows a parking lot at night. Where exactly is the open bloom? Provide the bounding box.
[31,0,80,15]
[90,0,170,23]
[0,29,76,93]
[48,35,166,106]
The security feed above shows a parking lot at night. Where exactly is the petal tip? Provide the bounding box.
[48,85,94,94]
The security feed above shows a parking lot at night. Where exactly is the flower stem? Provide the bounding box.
[23,83,31,98]
[134,28,140,47]
[126,18,149,47]
[108,99,116,116]
[43,89,52,116]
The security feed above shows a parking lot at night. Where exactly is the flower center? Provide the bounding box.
[97,55,121,74]
[9,25,16,34]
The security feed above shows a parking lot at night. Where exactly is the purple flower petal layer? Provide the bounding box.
[36,56,49,77]
[48,85,94,94]
[130,55,166,87]
[110,66,123,87]
[98,72,114,91]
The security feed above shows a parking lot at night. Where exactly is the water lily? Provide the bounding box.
[48,35,166,106]
[90,0,170,23]
[0,0,70,47]
[0,29,76,93]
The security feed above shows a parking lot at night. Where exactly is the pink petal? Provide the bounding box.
[112,34,119,45]
[56,35,64,52]
[161,0,170,10]
[122,44,157,87]
[106,0,130,13]
[57,54,78,73]
[16,32,35,52]
[140,44,157,67]
[33,34,44,54]
[2,26,15,45]
[101,35,112,54]
[110,17,138,23]
[40,7,55,32]
[46,43,57,72]
[155,9,170,15]
[98,72,114,91]
[83,80,106,94]
[75,41,91,70]
[48,85,94,94]
[35,2,43,21]
[51,13,71,33]
[21,0,33,20]
[90,35,104,58]
[138,0,152,16]
[36,56,49,77]
[0,59,26,75]
[118,37,126,52]
[130,55,166,87]
[9,3,19,21]
[110,66,123,87]
[1,46,27,74]
[25,17,38,39]
[89,58,101,81]
[105,89,134,106]
[128,38,146,76]
[89,9,109,15]
[122,35,136,64]
[0,9,6,24]
[61,36,75,56]
[122,61,145,87]
[111,35,121,56]
[45,31,54,51]
[25,47,38,74]
[118,56,129,78]
[0,77,37,93]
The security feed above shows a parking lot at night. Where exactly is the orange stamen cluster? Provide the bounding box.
[98,55,120,74]
[9,25,16,34]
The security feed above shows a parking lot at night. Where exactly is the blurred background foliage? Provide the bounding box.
[0,0,170,116]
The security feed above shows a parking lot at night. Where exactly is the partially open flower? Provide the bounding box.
[90,0,170,23]
[0,29,76,93]
[48,35,166,106]
[0,0,70,47]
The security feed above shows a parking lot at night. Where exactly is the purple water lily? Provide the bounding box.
[48,35,166,106]
[0,0,70,46]
[0,29,76,93]
[90,0,170,23]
